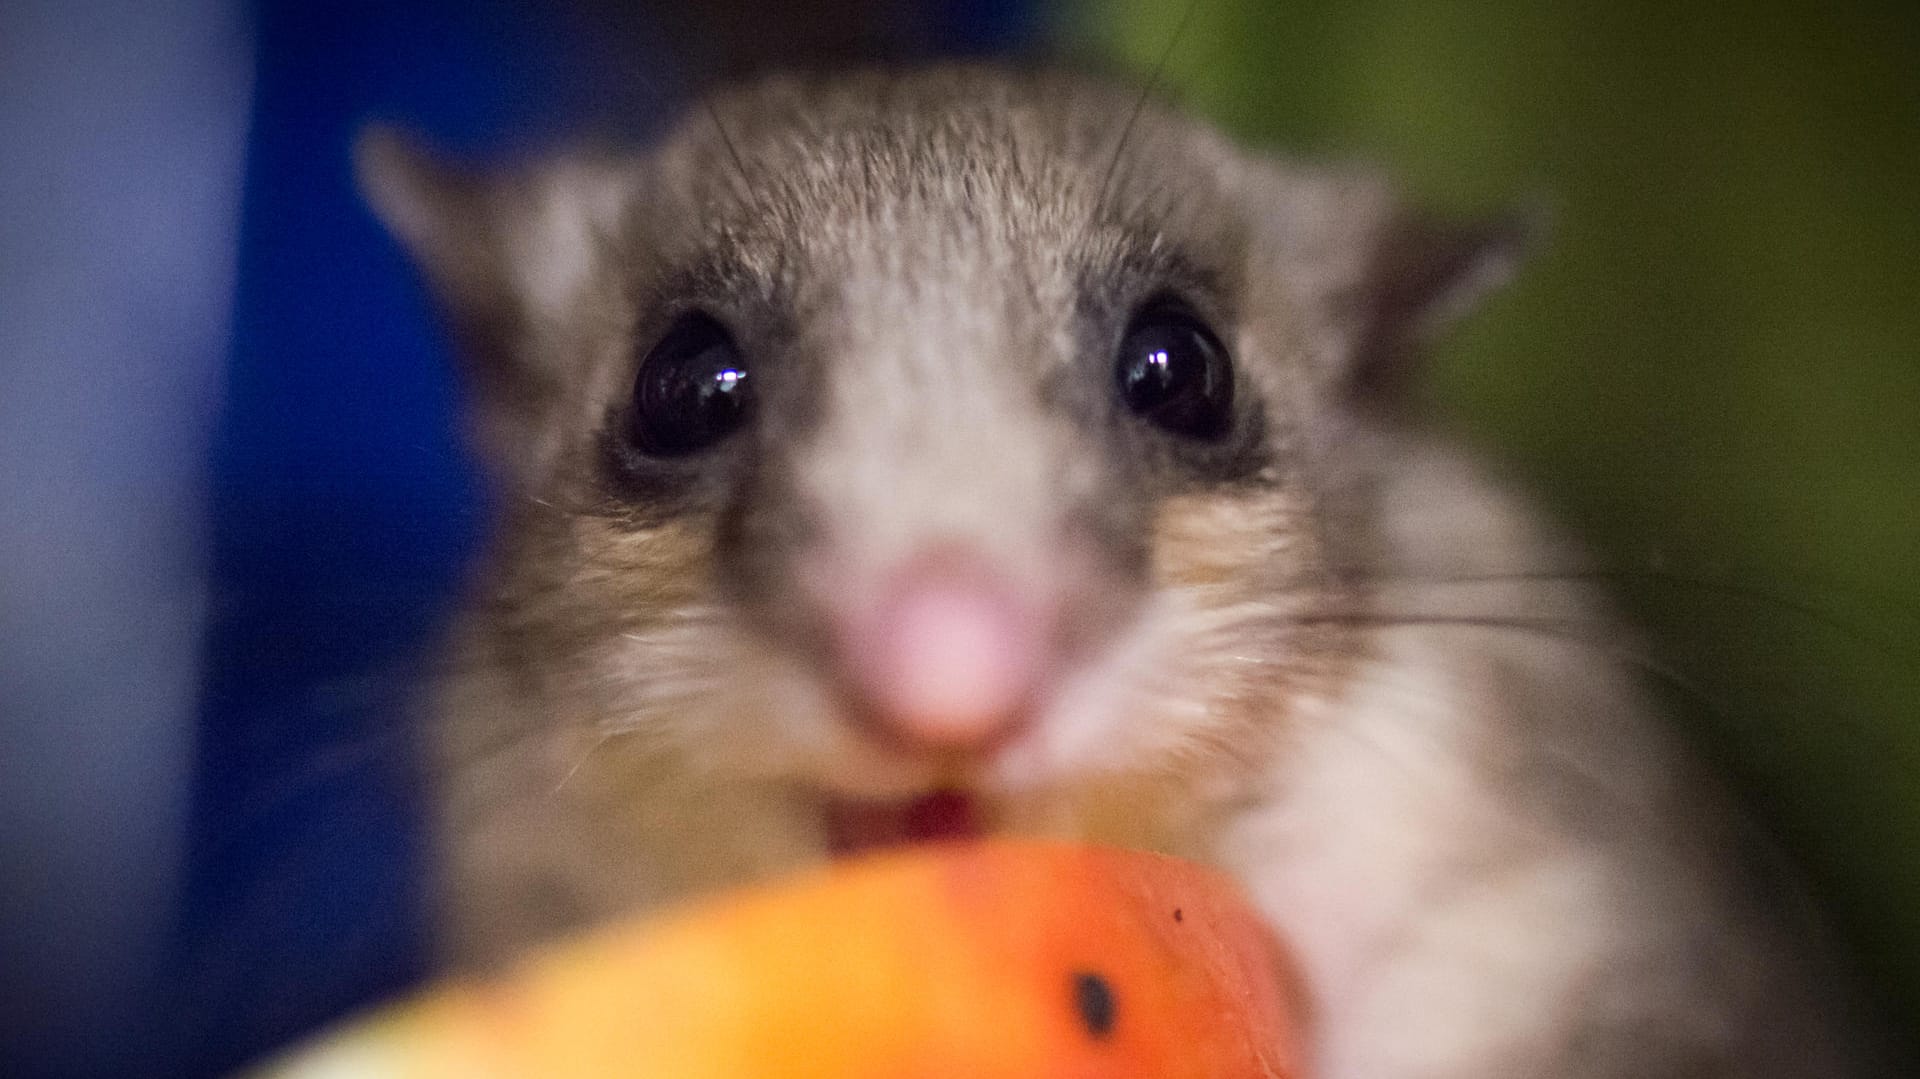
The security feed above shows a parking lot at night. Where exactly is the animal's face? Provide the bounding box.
[362,67,1518,845]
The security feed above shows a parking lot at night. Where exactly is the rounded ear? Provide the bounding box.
[354,126,640,487]
[1344,202,1542,404]
[1240,159,1544,408]
[356,126,550,480]
[355,126,506,317]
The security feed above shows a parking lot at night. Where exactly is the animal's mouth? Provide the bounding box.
[824,788,983,858]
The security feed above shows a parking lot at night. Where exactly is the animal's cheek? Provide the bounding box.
[569,513,725,612]
[630,625,943,794]
[1148,490,1317,595]
[1126,490,1368,769]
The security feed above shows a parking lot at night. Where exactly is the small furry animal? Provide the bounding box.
[360,65,1888,1077]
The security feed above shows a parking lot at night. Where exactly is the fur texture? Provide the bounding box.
[362,66,1885,1077]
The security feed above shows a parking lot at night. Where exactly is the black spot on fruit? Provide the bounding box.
[1073,971,1116,1039]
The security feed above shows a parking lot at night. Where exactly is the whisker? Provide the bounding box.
[702,96,755,200]
[1333,564,1911,661]
[1289,607,1737,728]
[554,729,618,795]
[1077,0,1204,256]
[192,720,418,853]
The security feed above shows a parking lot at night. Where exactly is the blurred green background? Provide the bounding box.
[1073,0,1919,1035]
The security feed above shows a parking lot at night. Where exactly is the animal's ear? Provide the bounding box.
[355,127,636,485]
[356,127,506,318]
[1343,205,1537,404]
[1244,162,1541,408]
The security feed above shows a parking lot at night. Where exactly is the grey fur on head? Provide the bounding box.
[361,65,1889,1078]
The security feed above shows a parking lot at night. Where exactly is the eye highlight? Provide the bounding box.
[1114,302,1234,441]
[627,312,754,457]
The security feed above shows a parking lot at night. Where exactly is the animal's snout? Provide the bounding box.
[834,546,1054,754]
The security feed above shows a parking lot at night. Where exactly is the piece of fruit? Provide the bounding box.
[253,840,1302,1079]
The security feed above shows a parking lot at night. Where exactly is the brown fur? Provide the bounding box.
[361,65,1889,1077]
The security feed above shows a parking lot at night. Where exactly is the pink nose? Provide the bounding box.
[838,552,1048,751]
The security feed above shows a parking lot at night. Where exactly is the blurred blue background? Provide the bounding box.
[3,2,247,1076]
[171,4,611,1075]
[1,1,1913,1077]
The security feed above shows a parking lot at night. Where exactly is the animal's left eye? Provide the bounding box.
[1113,303,1234,441]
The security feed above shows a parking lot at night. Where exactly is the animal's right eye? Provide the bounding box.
[627,312,754,457]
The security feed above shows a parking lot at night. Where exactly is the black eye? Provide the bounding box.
[628,313,753,456]
[1114,304,1233,440]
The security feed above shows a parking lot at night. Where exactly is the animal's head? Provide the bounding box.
[360,66,1525,844]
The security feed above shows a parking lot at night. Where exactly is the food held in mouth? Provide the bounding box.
[254,840,1302,1079]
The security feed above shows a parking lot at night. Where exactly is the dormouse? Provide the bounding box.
[361,65,1888,1078]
